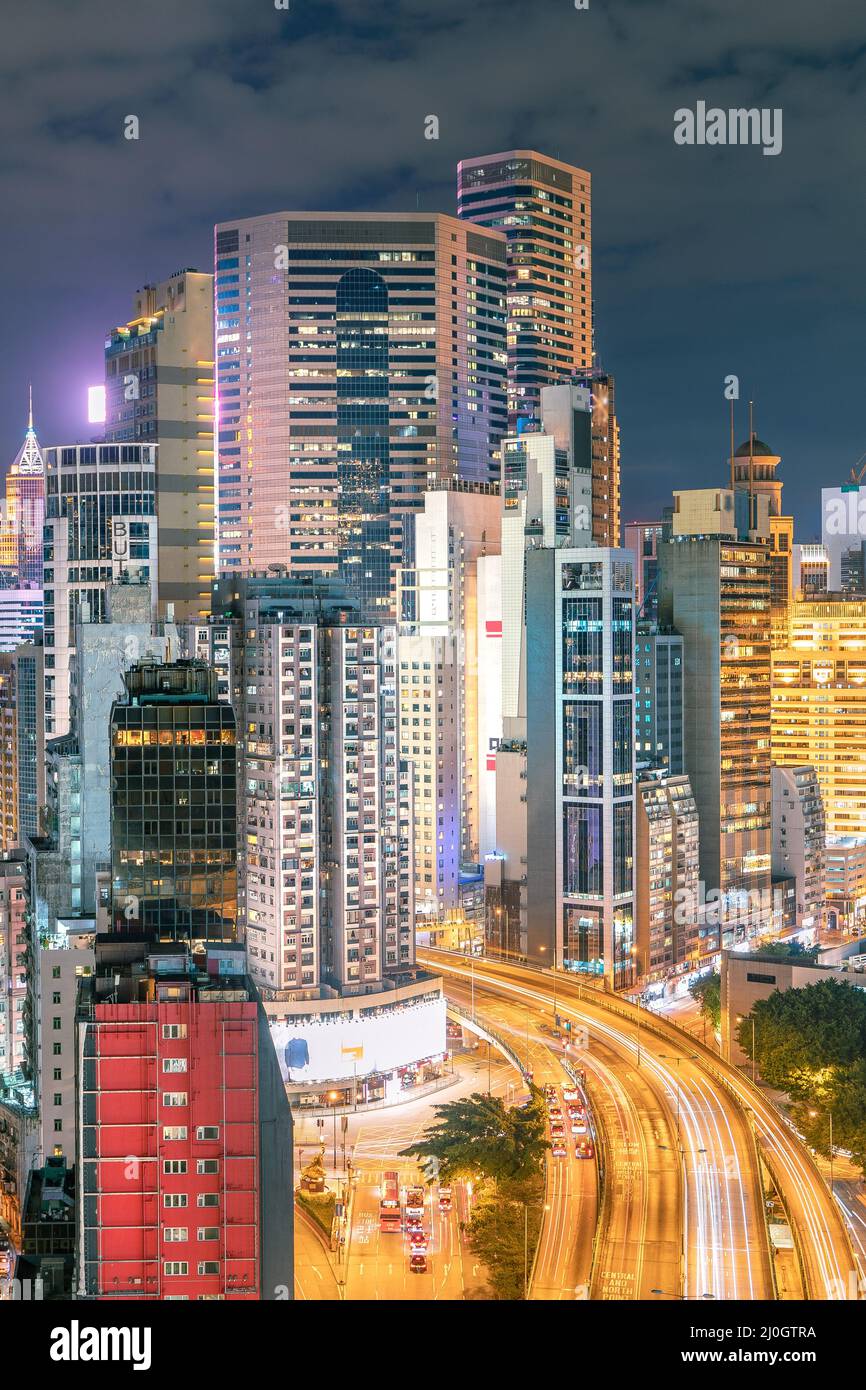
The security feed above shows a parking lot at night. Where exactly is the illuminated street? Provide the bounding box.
[421,951,860,1301]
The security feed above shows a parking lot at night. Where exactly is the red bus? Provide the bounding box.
[379,1170,402,1232]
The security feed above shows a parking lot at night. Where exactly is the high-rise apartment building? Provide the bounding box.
[0,656,17,849]
[4,390,44,588]
[824,835,866,932]
[212,212,507,612]
[526,547,636,987]
[634,622,684,774]
[658,490,773,942]
[77,937,293,1302]
[457,150,592,430]
[772,595,866,838]
[109,661,237,944]
[199,577,414,996]
[77,653,292,1302]
[793,543,829,597]
[0,642,45,851]
[104,271,215,620]
[635,771,701,980]
[399,484,501,918]
[771,765,825,930]
[27,915,95,1168]
[0,851,28,1078]
[0,588,43,653]
[42,442,159,736]
[542,376,620,546]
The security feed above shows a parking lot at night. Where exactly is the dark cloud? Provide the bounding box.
[2,0,865,532]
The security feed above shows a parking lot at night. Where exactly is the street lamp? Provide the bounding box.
[328,1090,339,1171]
[809,1109,835,1197]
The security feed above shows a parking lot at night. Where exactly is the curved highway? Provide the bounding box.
[423,951,791,1301]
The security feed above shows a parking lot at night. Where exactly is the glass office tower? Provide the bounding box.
[457,149,592,431]
[212,212,507,616]
[109,660,237,943]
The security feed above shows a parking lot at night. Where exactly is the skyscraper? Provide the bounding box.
[200,576,415,996]
[772,594,866,838]
[212,212,507,612]
[487,387,595,958]
[103,271,215,621]
[635,771,701,980]
[0,642,45,851]
[771,765,825,930]
[42,442,159,736]
[731,432,792,648]
[109,660,237,944]
[0,850,28,1078]
[77,658,292,1301]
[658,489,773,941]
[634,622,684,775]
[525,547,636,987]
[399,483,501,919]
[4,389,44,588]
[457,150,592,430]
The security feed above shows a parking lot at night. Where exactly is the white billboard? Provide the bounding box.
[270,994,447,1086]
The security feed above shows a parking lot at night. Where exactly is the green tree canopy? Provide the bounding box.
[689,971,721,1030]
[736,977,866,1099]
[465,1190,543,1300]
[399,1088,548,1184]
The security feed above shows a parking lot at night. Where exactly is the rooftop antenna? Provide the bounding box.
[27,382,33,433]
[748,400,755,532]
[729,397,735,494]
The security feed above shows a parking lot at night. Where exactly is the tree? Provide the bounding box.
[464,1190,542,1300]
[791,1064,866,1173]
[736,977,866,1099]
[689,971,721,1031]
[752,940,819,965]
[399,1088,548,1184]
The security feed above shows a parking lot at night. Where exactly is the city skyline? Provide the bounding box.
[2,0,866,1337]
[2,0,865,536]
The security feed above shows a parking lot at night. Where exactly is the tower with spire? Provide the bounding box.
[4,385,45,587]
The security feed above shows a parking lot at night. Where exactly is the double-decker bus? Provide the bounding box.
[379,1170,403,1232]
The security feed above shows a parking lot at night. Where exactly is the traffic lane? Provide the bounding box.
[583,1037,681,1301]
[447,982,598,1300]
[294,1206,341,1301]
[438,952,854,1301]
[433,955,772,1301]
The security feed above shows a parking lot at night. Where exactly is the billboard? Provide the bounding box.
[269,993,446,1086]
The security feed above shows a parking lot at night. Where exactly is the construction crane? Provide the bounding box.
[847,452,866,485]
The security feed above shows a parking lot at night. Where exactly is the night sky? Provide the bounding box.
[2,0,864,535]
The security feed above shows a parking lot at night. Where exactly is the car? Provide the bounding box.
[438,1186,452,1211]
[544,1084,558,1098]
[409,1230,428,1253]
[409,1253,428,1274]
[550,1123,565,1138]
[570,1116,588,1134]
[575,1139,594,1160]
[405,1215,423,1233]
[551,1140,567,1157]
[547,1105,562,1119]
[562,1087,578,1102]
